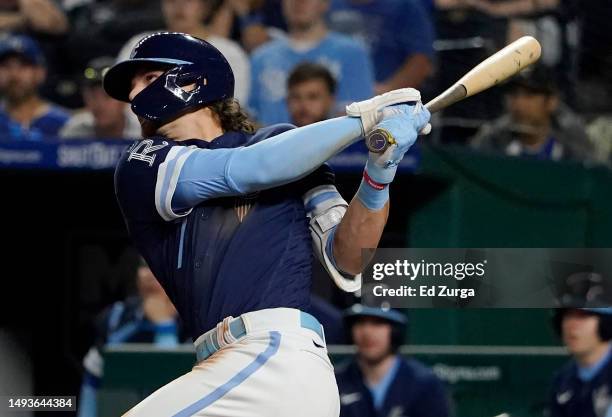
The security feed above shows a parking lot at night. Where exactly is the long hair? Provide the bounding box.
[209,98,257,134]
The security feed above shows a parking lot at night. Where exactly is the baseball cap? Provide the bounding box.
[0,34,45,66]
[81,56,115,87]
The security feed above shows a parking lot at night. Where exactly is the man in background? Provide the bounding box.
[471,65,594,162]
[550,308,612,417]
[0,34,69,141]
[249,0,374,125]
[327,0,435,93]
[336,305,450,417]
[77,258,187,417]
[60,56,140,140]
[287,62,336,127]
[116,0,251,105]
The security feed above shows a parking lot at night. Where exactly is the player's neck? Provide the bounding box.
[576,341,611,368]
[358,353,397,386]
[157,108,223,142]
[290,21,327,43]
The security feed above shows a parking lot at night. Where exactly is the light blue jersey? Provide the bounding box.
[249,32,374,126]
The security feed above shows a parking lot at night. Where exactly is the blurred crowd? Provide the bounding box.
[0,0,610,165]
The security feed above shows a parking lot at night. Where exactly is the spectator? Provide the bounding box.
[327,0,434,93]
[210,0,287,53]
[64,0,164,78]
[471,65,595,162]
[570,0,612,114]
[117,0,251,105]
[287,62,336,127]
[549,308,612,417]
[586,116,612,165]
[60,56,140,140]
[77,258,188,417]
[0,34,69,141]
[249,0,374,126]
[336,305,450,417]
[0,0,68,35]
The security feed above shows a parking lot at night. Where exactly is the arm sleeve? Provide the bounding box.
[171,117,363,215]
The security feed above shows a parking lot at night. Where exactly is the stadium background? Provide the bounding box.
[0,0,610,416]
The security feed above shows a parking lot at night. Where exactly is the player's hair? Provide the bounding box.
[208,98,257,134]
[287,62,337,95]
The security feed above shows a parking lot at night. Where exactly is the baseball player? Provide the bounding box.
[103,31,430,417]
[336,305,450,417]
[550,308,612,417]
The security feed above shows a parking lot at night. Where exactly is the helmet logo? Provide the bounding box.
[164,67,202,102]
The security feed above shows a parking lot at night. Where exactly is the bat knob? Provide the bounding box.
[366,128,395,154]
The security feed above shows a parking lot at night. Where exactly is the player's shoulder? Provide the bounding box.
[334,358,360,379]
[116,136,175,168]
[400,357,440,382]
[551,360,577,388]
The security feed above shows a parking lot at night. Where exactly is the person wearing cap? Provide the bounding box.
[549,307,612,417]
[471,64,595,162]
[0,34,69,141]
[77,257,188,417]
[60,57,140,140]
[336,305,450,417]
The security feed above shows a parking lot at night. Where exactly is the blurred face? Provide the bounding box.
[83,85,127,132]
[562,310,603,357]
[352,317,394,364]
[162,0,209,32]
[507,88,558,129]
[136,265,166,298]
[283,0,328,30]
[0,56,44,103]
[287,78,334,127]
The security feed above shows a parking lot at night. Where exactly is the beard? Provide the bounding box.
[2,83,37,104]
[358,346,394,367]
[139,117,159,138]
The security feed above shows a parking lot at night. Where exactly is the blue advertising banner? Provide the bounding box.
[0,140,421,172]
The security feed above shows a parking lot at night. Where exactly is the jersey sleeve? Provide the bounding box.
[115,138,218,223]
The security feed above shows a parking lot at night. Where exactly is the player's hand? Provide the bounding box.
[346,88,422,135]
[364,103,431,185]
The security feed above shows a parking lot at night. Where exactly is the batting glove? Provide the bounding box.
[346,88,426,135]
[364,103,431,185]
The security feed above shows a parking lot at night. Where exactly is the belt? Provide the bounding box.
[194,310,325,362]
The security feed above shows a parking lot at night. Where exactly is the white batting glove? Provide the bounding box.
[346,88,431,135]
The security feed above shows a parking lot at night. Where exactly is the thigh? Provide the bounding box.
[123,331,339,417]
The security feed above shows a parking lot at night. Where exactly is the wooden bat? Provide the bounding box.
[366,36,542,153]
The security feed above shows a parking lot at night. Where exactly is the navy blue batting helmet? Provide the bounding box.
[553,308,612,341]
[344,304,408,351]
[103,32,234,125]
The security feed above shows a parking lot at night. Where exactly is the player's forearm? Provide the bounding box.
[229,117,362,193]
[333,197,389,275]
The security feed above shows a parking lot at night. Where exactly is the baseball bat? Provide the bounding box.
[365,36,542,153]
